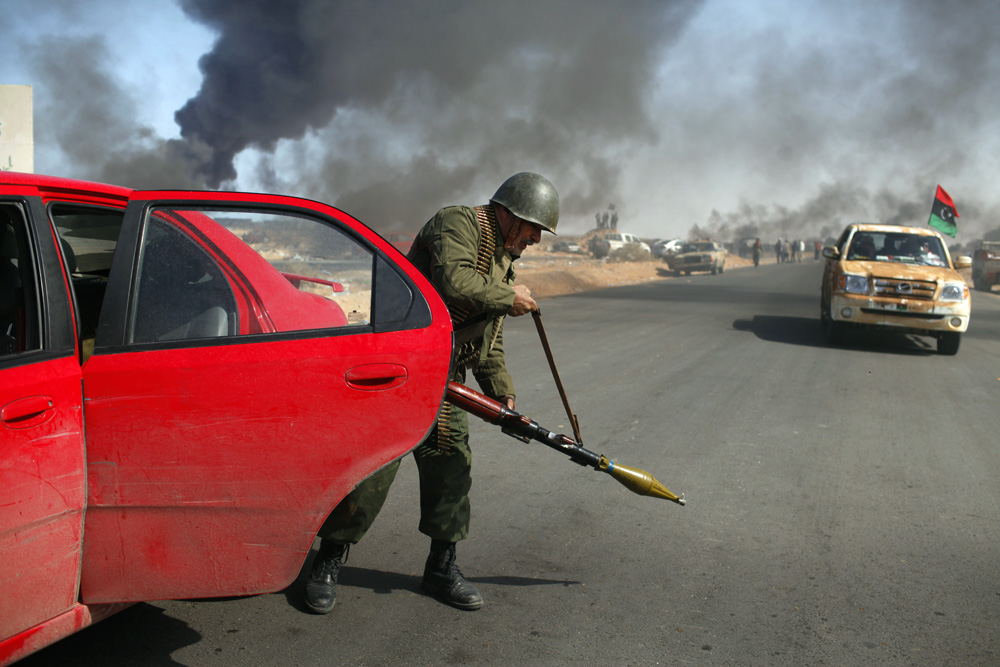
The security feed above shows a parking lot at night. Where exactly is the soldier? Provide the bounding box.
[305,172,558,614]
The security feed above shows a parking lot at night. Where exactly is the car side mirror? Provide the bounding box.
[822,246,840,260]
[954,255,972,270]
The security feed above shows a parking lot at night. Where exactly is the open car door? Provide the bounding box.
[78,191,452,603]
[0,199,87,652]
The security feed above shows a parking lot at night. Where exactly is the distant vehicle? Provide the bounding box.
[550,240,584,254]
[665,240,726,275]
[820,223,971,355]
[591,232,651,259]
[971,241,1000,291]
[736,237,758,258]
[651,238,683,257]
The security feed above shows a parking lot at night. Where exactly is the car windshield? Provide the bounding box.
[682,242,714,253]
[847,232,947,267]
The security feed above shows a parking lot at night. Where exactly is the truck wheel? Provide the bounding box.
[937,332,961,355]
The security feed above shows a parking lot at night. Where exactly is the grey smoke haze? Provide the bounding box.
[172,0,700,228]
[14,0,1000,242]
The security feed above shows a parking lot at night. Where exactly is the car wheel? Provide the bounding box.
[937,332,961,355]
[719,262,725,274]
[711,265,718,275]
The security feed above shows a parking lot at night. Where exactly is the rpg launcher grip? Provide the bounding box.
[446,382,686,505]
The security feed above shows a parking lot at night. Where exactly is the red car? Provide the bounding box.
[0,173,453,664]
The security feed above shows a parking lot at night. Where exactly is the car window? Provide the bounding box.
[50,205,125,355]
[847,231,946,267]
[0,204,40,358]
[846,233,876,260]
[131,207,372,342]
[889,234,947,267]
[132,216,238,343]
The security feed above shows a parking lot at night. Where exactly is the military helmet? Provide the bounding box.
[490,172,559,234]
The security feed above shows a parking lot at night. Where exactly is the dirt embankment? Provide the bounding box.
[514,249,754,299]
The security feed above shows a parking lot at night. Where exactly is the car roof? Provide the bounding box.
[848,223,941,238]
[1,171,132,197]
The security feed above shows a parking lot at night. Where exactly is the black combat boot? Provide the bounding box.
[421,540,483,610]
[305,541,349,614]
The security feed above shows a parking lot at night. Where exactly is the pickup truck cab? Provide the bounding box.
[0,173,453,664]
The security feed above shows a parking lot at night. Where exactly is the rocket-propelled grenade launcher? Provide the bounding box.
[446,382,686,505]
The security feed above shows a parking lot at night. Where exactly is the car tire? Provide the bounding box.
[711,265,718,275]
[937,332,961,355]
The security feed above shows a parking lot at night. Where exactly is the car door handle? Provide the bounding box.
[2,395,56,429]
[345,364,407,390]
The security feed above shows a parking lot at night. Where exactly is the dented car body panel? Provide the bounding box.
[0,173,453,664]
[820,223,970,353]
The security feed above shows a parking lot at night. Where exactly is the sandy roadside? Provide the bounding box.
[514,250,756,299]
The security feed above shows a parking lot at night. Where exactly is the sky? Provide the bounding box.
[5,0,1000,244]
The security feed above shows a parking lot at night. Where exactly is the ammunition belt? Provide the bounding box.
[453,205,503,367]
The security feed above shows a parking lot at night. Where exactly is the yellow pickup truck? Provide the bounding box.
[820,224,971,355]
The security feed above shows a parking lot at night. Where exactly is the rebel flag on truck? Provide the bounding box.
[928,185,959,237]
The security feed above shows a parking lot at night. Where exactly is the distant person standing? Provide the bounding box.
[752,238,762,268]
[814,240,821,260]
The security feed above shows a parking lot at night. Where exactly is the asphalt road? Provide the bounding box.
[22,260,1000,666]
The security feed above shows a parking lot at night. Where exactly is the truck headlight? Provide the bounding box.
[838,274,869,294]
[941,283,969,302]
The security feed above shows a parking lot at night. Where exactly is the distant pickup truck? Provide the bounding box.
[971,241,1000,291]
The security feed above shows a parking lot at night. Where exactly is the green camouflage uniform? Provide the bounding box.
[319,204,516,544]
